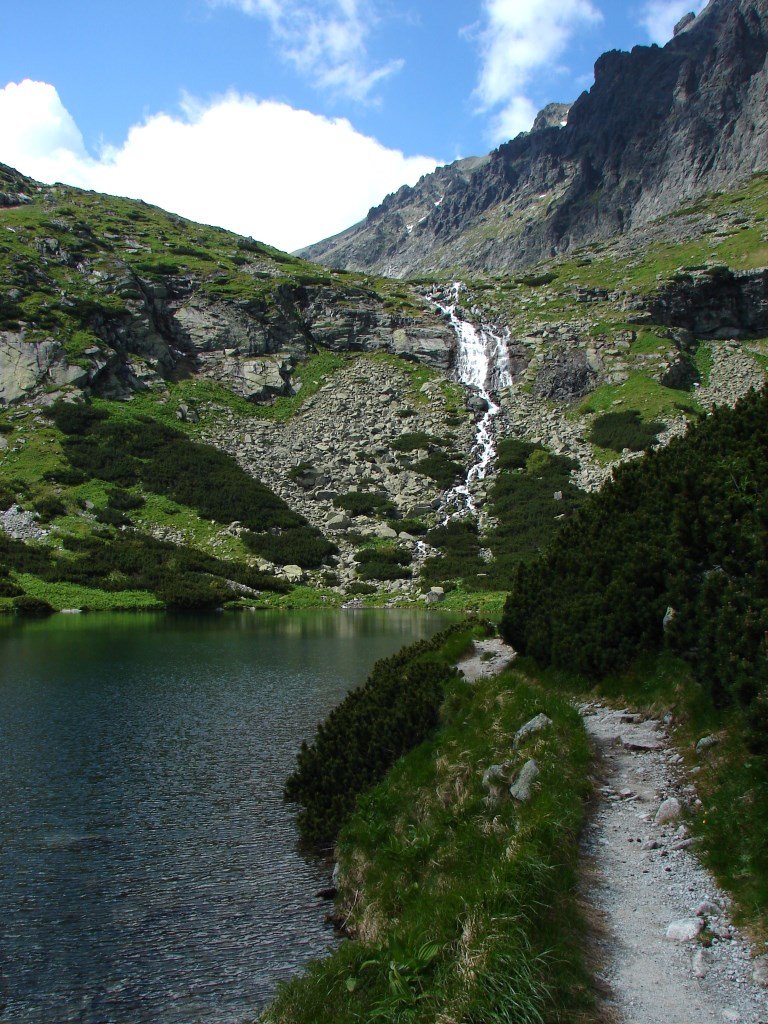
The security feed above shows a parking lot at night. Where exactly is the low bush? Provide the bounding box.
[33,496,66,522]
[285,627,467,847]
[589,410,662,452]
[356,545,412,581]
[13,594,54,616]
[334,492,397,518]
[413,451,463,488]
[244,527,337,569]
[106,487,145,512]
[495,437,539,470]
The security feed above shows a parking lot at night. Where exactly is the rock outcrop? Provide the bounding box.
[0,165,455,407]
[298,0,768,277]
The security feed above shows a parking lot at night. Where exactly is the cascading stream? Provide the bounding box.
[436,283,512,516]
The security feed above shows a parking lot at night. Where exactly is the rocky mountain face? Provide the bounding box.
[298,0,768,277]
[0,164,453,408]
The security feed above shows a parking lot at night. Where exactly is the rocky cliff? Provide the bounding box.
[298,0,768,277]
[0,164,454,408]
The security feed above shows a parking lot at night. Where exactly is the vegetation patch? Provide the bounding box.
[267,667,593,1024]
[0,528,287,611]
[589,410,663,452]
[356,545,412,581]
[285,626,469,848]
[333,492,397,518]
[412,451,464,488]
[502,388,768,802]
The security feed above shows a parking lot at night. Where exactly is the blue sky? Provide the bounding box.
[0,0,707,250]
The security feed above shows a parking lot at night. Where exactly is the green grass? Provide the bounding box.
[692,342,715,385]
[263,668,594,1024]
[12,573,161,611]
[578,371,700,420]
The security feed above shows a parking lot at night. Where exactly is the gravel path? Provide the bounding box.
[581,702,768,1024]
[455,638,516,682]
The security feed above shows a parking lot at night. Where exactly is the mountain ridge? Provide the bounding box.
[298,0,768,278]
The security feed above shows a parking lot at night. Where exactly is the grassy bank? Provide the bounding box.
[263,665,593,1024]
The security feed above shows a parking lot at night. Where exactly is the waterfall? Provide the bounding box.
[437,283,512,516]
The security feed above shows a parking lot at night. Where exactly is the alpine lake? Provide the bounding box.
[0,608,453,1023]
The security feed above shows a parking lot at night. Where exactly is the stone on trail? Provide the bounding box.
[665,917,704,942]
[509,759,539,802]
[752,955,768,988]
[655,797,682,824]
[692,947,711,978]
[696,734,720,755]
[695,900,723,918]
[513,713,552,748]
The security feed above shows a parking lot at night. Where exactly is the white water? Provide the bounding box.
[437,283,512,516]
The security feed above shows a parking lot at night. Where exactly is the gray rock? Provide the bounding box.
[282,564,304,581]
[655,797,682,824]
[694,900,723,918]
[665,917,704,942]
[663,606,677,631]
[513,714,552,748]
[692,947,711,978]
[695,734,719,755]
[674,11,696,36]
[752,954,768,987]
[509,759,540,802]
[482,762,513,790]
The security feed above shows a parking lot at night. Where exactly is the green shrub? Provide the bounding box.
[13,594,54,616]
[106,487,145,512]
[285,627,465,847]
[413,451,463,488]
[0,484,15,511]
[94,507,131,527]
[356,545,411,581]
[501,388,768,724]
[391,432,446,453]
[346,581,376,595]
[43,468,88,485]
[244,527,337,568]
[0,579,24,598]
[334,492,397,517]
[155,574,230,609]
[496,437,539,470]
[589,410,663,452]
[525,449,553,474]
[33,496,66,522]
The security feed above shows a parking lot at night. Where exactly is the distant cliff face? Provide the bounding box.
[298,0,768,277]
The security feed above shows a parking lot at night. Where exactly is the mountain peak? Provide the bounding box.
[298,0,768,278]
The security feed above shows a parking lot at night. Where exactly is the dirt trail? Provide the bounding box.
[455,638,516,683]
[454,641,768,1020]
[581,702,768,1024]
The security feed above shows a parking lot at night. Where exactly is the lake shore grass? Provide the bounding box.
[262,664,595,1024]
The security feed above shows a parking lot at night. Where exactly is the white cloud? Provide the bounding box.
[212,0,402,101]
[474,0,603,143]
[0,79,437,252]
[640,0,708,45]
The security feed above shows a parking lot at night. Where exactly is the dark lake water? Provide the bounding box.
[0,609,450,1024]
